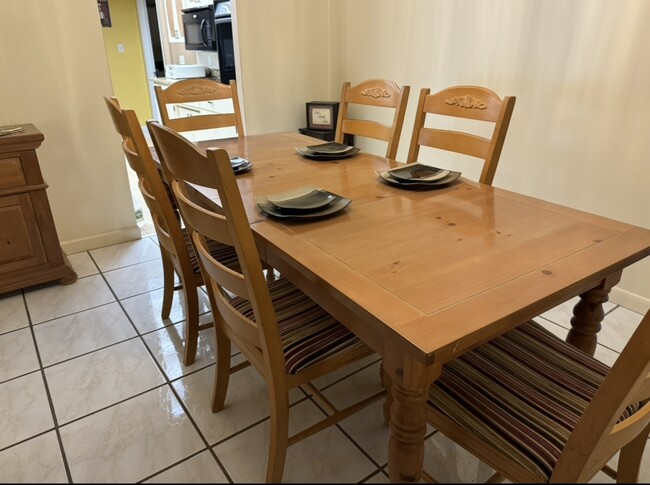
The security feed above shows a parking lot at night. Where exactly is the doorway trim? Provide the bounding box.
[136,0,160,122]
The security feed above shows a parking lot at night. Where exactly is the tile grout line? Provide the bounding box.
[87,250,236,484]
[19,288,74,483]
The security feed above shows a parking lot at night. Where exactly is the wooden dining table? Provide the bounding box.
[182,131,650,482]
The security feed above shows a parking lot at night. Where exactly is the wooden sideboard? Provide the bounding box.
[0,123,76,294]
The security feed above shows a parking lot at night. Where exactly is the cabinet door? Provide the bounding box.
[0,193,47,275]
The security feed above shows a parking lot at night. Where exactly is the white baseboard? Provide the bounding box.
[60,225,142,255]
[609,287,650,315]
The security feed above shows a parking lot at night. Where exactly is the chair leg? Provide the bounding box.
[211,326,232,412]
[182,285,200,366]
[262,260,276,282]
[160,252,175,319]
[380,360,393,426]
[266,387,290,483]
[617,422,650,483]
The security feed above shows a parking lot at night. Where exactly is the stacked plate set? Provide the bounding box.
[231,156,253,174]
[376,163,461,189]
[295,142,360,161]
[255,185,351,219]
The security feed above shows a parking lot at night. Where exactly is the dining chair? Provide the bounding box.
[335,79,410,160]
[423,311,650,483]
[406,85,516,186]
[147,119,385,483]
[104,96,239,366]
[154,78,244,139]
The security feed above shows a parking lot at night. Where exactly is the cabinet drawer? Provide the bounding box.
[0,157,27,189]
[0,193,47,274]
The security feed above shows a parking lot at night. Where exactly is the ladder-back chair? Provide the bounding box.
[406,85,515,185]
[425,312,650,483]
[335,79,410,160]
[104,96,238,366]
[154,78,244,139]
[147,119,384,483]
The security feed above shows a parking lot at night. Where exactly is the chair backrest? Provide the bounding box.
[406,85,515,186]
[335,79,410,160]
[147,120,286,377]
[154,78,245,137]
[552,309,650,482]
[103,96,192,279]
[104,96,147,176]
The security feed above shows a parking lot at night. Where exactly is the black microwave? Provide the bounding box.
[181,5,216,51]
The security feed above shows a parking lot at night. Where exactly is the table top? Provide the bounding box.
[190,132,650,366]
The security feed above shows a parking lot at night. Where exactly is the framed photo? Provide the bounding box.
[97,0,112,28]
[306,101,339,131]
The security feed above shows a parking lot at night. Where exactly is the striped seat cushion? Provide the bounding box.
[181,228,239,275]
[229,277,366,375]
[427,320,640,482]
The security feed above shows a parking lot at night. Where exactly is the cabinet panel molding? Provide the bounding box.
[0,124,77,294]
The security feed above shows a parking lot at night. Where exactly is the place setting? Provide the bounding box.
[376,162,461,189]
[230,156,253,174]
[255,185,351,219]
[294,141,361,161]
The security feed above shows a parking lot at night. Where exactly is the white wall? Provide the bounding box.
[2,1,647,307]
[0,1,140,254]
[235,0,650,309]
[234,0,332,134]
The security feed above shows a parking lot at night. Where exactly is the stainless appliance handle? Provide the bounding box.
[200,19,208,46]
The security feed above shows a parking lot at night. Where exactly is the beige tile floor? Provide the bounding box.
[1,235,649,483]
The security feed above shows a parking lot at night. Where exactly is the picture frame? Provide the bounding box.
[306,101,339,131]
[97,0,112,28]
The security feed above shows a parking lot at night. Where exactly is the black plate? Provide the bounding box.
[256,195,351,218]
[387,163,451,182]
[233,161,253,174]
[304,142,353,154]
[376,170,462,189]
[295,146,361,161]
[266,186,338,211]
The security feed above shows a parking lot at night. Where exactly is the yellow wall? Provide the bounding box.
[102,0,153,121]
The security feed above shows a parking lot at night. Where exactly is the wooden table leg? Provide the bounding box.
[566,271,621,355]
[384,351,440,483]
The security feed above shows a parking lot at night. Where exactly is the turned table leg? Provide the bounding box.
[566,272,621,355]
[384,352,440,483]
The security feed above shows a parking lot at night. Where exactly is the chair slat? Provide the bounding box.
[164,112,239,133]
[340,119,393,143]
[417,128,490,160]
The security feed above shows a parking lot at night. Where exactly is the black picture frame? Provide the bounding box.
[306,101,339,131]
[98,0,112,28]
